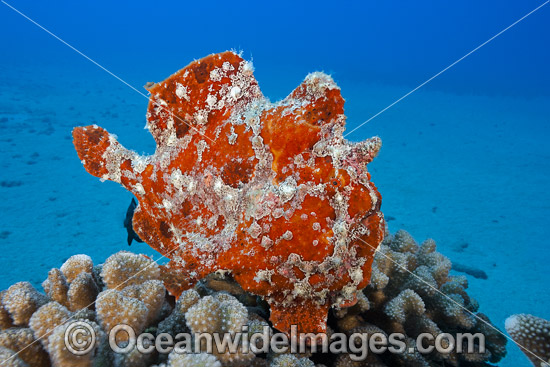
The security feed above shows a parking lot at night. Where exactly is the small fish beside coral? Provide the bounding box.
[124,198,144,246]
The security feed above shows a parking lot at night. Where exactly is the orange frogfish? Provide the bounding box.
[73,51,385,336]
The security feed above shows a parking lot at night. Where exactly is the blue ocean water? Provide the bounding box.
[1,1,548,365]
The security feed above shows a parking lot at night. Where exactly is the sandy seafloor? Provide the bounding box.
[0,61,548,367]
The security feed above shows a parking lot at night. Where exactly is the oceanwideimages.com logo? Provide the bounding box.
[65,320,487,361]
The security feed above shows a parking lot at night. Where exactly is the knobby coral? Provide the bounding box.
[72,51,385,335]
[332,230,508,366]
[0,251,167,367]
[0,230,509,367]
[0,251,312,367]
[2,282,48,326]
[505,313,550,367]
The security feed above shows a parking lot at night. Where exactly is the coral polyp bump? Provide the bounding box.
[72,51,385,335]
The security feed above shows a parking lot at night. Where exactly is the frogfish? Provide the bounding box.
[73,51,385,336]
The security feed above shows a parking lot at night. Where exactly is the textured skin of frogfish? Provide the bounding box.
[72,51,385,336]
